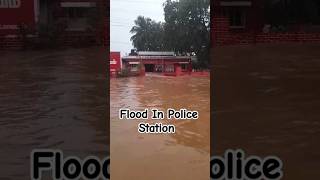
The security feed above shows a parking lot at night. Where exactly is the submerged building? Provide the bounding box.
[122,51,193,76]
[212,0,264,33]
[0,0,108,49]
[212,0,320,45]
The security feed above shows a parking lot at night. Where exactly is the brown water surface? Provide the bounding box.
[212,43,320,179]
[111,75,210,180]
[0,48,108,179]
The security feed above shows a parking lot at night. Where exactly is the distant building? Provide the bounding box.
[122,51,192,76]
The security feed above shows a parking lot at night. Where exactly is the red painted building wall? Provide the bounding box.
[0,0,36,35]
[212,0,264,32]
[110,52,121,76]
[0,0,108,49]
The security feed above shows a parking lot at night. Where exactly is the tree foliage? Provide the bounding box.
[130,16,165,51]
[130,0,210,68]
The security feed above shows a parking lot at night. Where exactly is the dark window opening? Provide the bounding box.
[63,7,96,31]
[67,7,88,18]
[181,64,188,71]
[228,8,246,28]
[144,64,155,72]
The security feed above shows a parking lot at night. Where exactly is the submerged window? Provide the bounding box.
[165,65,174,72]
[63,7,96,31]
[130,64,139,72]
[67,7,89,18]
[181,64,188,71]
[0,0,21,8]
[228,8,246,28]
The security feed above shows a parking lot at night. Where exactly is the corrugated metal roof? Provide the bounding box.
[137,51,175,56]
[122,56,192,60]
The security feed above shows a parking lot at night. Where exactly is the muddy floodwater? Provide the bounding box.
[0,48,108,179]
[111,75,210,180]
[212,43,320,179]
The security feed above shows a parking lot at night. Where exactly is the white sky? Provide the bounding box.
[110,0,165,56]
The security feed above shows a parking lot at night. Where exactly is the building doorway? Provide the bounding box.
[144,64,155,72]
[39,0,49,25]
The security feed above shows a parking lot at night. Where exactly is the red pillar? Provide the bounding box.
[140,63,145,76]
[188,62,192,74]
[174,64,182,76]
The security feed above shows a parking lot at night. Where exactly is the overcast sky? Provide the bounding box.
[110,0,165,56]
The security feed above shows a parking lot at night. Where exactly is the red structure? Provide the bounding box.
[0,0,36,35]
[122,52,192,76]
[0,0,108,49]
[0,0,36,49]
[212,0,264,32]
[110,51,121,77]
[212,0,320,46]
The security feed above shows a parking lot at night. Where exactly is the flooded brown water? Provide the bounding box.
[212,43,320,179]
[110,75,210,180]
[0,48,108,179]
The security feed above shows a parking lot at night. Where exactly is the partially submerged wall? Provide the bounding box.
[212,17,320,46]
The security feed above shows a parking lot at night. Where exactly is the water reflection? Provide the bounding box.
[0,48,108,179]
[111,75,210,180]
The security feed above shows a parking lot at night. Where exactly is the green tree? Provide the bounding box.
[163,0,210,66]
[163,0,180,52]
[130,0,210,68]
[130,16,165,51]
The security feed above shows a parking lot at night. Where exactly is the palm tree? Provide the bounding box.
[130,16,150,51]
[130,16,165,51]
